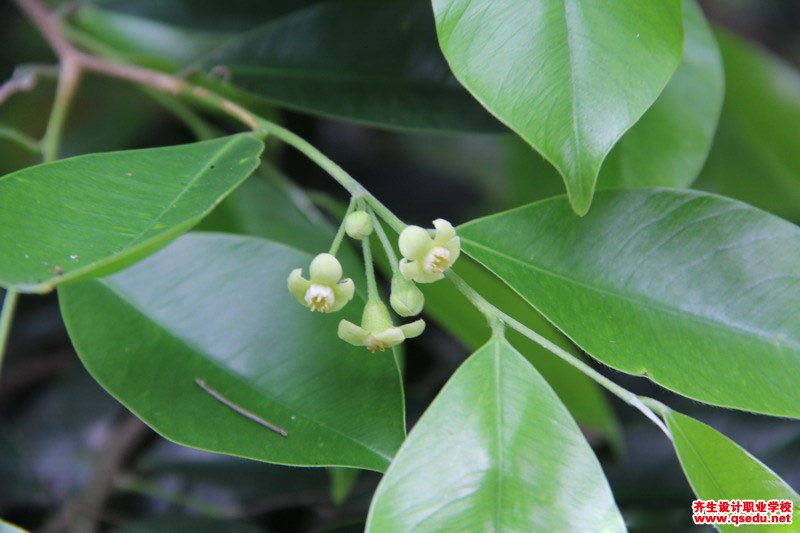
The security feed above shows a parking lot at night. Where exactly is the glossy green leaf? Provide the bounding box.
[459,189,800,417]
[432,0,683,213]
[598,0,724,189]
[366,339,625,532]
[665,410,800,531]
[0,134,263,293]
[59,233,405,471]
[73,6,231,69]
[695,31,800,221]
[202,0,501,132]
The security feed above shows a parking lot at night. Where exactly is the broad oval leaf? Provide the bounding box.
[665,410,800,531]
[696,31,800,222]
[59,233,405,471]
[459,189,800,417]
[366,339,625,532]
[432,0,683,214]
[0,134,263,293]
[202,0,501,133]
[598,0,723,189]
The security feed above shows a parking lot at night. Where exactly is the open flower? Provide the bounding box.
[287,253,354,313]
[398,219,460,283]
[338,299,425,352]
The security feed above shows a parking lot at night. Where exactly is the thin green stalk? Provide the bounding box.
[258,121,405,234]
[0,290,20,385]
[445,270,671,437]
[368,208,401,276]
[0,125,41,154]
[41,58,81,162]
[362,237,379,300]
[329,198,357,256]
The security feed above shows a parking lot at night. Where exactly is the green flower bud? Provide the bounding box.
[344,211,373,240]
[287,253,354,313]
[390,276,424,317]
[337,298,425,352]
[398,219,460,283]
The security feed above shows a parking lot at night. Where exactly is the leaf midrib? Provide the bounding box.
[462,237,800,353]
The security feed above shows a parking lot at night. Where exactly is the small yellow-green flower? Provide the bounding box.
[338,299,425,352]
[344,211,373,240]
[398,219,460,283]
[287,253,354,313]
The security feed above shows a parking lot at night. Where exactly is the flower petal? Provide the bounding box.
[329,278,355,312]
[398,225,432,259]
[399,319,426,339]
[413,269,445,284]
[399,258,422,281]
[444,236,461,265]
[371,327,405,348]
[337,320,368,346]
[287,268,311,304]
[432,219,456,244]
[309,253,343,285]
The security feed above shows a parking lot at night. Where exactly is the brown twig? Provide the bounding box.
[41,414,151,533]
[12,0,262,131]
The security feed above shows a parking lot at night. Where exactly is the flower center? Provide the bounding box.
[423,246,451,274]
[304,284,335,312]
[365,336,388,352]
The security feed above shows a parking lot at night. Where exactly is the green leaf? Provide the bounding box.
[695,31,800,221]
[665,409,800,531]
[0,134,263,293]
[59,233,405,471]
[432,0,683,214]
[598,0,724,189]
[366,338,625,532]
[201,0,501,133]
[459,189,800,417]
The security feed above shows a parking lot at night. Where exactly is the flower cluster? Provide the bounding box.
[286,213,460,352]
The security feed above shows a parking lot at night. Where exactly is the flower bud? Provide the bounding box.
[344,211,373,240]
[390,276,424,317]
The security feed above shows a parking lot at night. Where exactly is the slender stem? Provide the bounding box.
[0,63,59,106]
[445,270,671,437]
[368,208,401,276]
[329,198,357,256]
[0,125,41,154]
[362,238,379,300]
[0,290,20,386]
[41,57,81,162]
[258,121,405,234]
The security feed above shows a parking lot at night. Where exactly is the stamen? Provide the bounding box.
[304,284,335,312]
[423,246,452,274]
